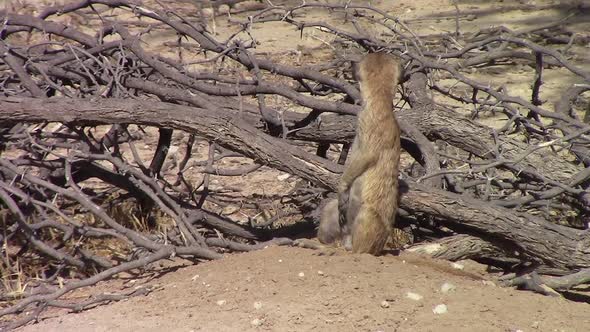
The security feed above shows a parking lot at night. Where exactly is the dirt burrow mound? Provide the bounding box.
[18,246,589,332]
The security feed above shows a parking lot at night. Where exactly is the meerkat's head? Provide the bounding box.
[355,52,401,100]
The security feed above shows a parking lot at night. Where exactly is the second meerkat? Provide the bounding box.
[337,52,401,255]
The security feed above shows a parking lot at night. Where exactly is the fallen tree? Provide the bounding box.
[2,96,589,274]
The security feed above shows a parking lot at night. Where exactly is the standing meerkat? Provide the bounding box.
[337,52,402,255]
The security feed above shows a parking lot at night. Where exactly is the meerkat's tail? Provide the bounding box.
[351,207,390,255]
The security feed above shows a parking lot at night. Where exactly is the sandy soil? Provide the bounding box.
[3,0,590,331]
[17,247,590,332]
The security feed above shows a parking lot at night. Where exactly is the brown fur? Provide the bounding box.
[337,52,401,255]
[317,175,363,250]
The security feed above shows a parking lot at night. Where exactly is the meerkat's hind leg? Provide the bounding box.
[351,208,390,255]
[341,177,363,251]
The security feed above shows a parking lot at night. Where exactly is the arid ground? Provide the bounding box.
[16,247,590,332]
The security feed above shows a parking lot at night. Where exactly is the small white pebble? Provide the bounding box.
[216,300,226,306]
[406,292,423,301]
[298,272,305,278]
[278,259,283,263]
[441,282,456,293]
[251,318,263,327]
[317,270,325,276]
[380,300,390,308]
[451,262,464,270]
[253,301,263,310]
[433,304,448,314]
[277,173,291,181]
[191,274,200,281]
[531,321,540,329]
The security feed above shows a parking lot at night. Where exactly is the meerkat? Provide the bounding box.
[318,132,363,249]
[317,175,363,249]
[337,52,401,255]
